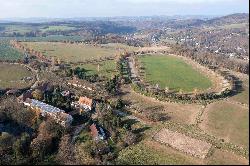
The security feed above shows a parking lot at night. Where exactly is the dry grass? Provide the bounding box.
[0,63,34,89]
[21,42,118,63]
[153,128,212,159]
[199,100,249,148]
[121,85,202,125]
[207,149,249,165]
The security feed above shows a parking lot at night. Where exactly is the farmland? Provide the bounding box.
[231,77,249,105]
[199,101,249,148]
[0,35,83,42]
[116,141,196,165]
[0,63,34,89]
[0,41,23,61]
[76,60,118,78]
[138,55,212,92]
[20,42,118,63]
[40,25,77,32]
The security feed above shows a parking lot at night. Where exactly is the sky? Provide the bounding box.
[0,0,249,18]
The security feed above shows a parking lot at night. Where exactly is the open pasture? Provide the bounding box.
[0,41,23,61]
[75,60,118,78]
[0,63,34,89]
[199,100,249,148]
[139,55,212,92]
[20,42,118,63]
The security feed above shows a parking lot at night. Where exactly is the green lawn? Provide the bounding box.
[0,64,33,89]
[75,60,118,78]
[205,101,249,148]
[21,42,117,63]
[139,55,212,92]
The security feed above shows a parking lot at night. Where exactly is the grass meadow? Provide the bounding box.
[0,63,33,89]
[139,55,212,92]
[21,42,118,63]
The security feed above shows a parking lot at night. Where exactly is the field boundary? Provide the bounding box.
[125,53,241,104]
[153,128,212,159]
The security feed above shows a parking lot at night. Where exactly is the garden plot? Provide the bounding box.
[153,128,212,159]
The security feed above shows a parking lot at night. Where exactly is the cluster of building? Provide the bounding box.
[17,83,106,141]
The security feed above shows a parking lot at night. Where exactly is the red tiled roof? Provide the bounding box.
[79,96,93,107]
[90,124,98,138]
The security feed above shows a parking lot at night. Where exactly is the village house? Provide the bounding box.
[71,96,96,114]
[17,90,33,103]
[23,98,73,127]
[90,123,106,141]
[67,79,94,91]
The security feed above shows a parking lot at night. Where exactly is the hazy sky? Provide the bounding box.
[0,0,249,18]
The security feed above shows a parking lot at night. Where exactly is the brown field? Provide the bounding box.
[199,100,249,148]
[230,77,249,105]
[153,128,212,159]
[0,63,34,89]
[20,42,119,63]
[207,149,249,165]
[121,85,202,125]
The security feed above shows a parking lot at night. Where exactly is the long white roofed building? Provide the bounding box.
[24,99,73,127]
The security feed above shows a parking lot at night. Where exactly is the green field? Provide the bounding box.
[0,41,23,61]
[76,60,118,78]
[21,42,118,63]
[2,25,34,34]
[0,63,33,89]
[139,55,212,92]
[203,101,249,148]
[41,25,76,32]
[0,35,83,42]
[116,141,195,165]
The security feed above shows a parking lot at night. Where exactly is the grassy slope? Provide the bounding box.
[76,60,117,78]
[0,41,23,61]
[205,101,249,148]
[231,78,249,105]
[116,141,196,165]
[21,42,117,63]
[139,55,212,92]
[41,25,76,32]
[207,149,249,165]
[0,64,32,89]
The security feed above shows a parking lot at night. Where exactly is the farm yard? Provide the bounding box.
[138,55,212,92]
[0,40,23,61]
[20,42,119,63]
[0,63,34,89]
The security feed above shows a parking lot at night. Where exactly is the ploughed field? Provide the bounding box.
[0,63,33,89]
[20,42,119,63]
[139,55,212,92]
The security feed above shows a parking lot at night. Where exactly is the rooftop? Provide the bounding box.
[29,99,65,114]
[79,96,93,107]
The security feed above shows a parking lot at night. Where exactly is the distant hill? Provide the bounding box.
[204,13,249,26]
